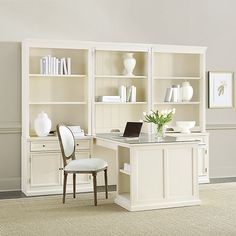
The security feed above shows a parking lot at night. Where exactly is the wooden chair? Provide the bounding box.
[57,124,108,206]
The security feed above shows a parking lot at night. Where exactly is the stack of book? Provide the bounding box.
[67,126,85,137]
[40,55,71,75]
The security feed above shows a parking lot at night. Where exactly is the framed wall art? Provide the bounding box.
[208,71,234,108]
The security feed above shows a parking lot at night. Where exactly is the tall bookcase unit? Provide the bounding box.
[22,40,209,196]
[152,46,205,131]
[92,45,150,134]
[22,40,93,196]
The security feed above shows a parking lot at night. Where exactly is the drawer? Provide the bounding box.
[75,140,90,150]
[31,141,60,152]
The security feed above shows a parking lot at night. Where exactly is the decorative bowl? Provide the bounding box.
[176,121,196,133]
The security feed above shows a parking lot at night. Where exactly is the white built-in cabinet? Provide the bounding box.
[22,40,209,196]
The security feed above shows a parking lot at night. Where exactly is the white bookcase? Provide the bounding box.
[22,40,209,196]
[92,47,150,133]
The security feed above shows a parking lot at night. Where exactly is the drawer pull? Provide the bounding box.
[43,144,45,147]
[76,143,79,146]
[59,168,63,170]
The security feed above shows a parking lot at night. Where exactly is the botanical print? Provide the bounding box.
[209,72,233,108]
[217,81,226,96]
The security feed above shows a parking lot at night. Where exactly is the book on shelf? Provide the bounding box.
[97,96,121,102]
[164,88,173,102]
[126,85,137,102]
[119,85,126,103]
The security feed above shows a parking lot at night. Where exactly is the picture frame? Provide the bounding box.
[208,71,234,108]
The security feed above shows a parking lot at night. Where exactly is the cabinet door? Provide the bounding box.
[198,145,208,176]
[30,153,62,187]
[67,151,91,185]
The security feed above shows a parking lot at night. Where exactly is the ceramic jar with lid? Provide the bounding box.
[181,81,193,102]
[34,111,52,137]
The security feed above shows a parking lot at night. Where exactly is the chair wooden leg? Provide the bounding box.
[92,172,97,206]
[104,169,108,199]
[73,173,76,198]
[63,173,68,204]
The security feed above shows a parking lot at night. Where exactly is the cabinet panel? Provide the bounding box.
[31,141,60,152]
[30,153,61,187]
[75,140,90,150]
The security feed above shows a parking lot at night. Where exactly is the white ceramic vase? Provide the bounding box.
[123,53,136,76]
[181,81,193,102]
[34,111,52,137]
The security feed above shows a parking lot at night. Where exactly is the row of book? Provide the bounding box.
[119,85,136,102]
[164,85,182,102]
[40,55,71,75]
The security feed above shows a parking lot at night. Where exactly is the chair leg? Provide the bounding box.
[92,172,97,206]
[73,173,76,198]
[104,169,108,199]
[63,173,68,204]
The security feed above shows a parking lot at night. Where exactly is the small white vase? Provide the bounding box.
[123,53,136,76]
[181,81,193,102]
[34,111,52,137]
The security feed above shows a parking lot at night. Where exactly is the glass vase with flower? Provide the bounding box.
[143,108,175,140]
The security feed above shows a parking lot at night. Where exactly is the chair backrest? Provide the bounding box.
[57,124,75,167]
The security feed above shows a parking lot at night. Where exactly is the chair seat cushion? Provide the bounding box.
[64,158,108,172]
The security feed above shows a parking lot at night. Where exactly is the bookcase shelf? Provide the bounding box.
[29,74,87,78]
[153,76,201,80]
[154,102,200,105]
[29,102,87,105]
[95,75,147,79]
[95,102,147,105]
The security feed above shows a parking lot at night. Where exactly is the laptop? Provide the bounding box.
[122,122,143,138]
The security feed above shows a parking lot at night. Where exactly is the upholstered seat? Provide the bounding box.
[57,124,108,206]
[64,158,108,172]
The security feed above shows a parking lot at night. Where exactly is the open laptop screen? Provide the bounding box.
[123,122,143,137]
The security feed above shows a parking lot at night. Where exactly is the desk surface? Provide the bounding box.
[95,133,199,145]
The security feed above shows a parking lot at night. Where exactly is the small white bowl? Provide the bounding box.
[176,121,196,133]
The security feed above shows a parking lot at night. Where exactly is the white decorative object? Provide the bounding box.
[181,81,193,102]
[176,121,196,133]
[123,53,136,76]
[34,111,52,137]
[130,85,136,102]
[119,85,127,103]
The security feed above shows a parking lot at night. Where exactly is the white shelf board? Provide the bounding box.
[119,169,130,176]
[29,102,87,105]
[29,74,87,78]
[95,75,147,79]
[154,102,200,105]
[153,76,201,80]
[95,102,147,105]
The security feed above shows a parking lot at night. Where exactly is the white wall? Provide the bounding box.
[0,0,236,190]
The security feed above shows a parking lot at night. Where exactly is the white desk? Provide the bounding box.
[95,133,200,211]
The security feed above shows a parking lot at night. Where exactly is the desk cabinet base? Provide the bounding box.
[116,143,200,211]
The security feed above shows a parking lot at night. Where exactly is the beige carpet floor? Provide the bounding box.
[0,183,236,236]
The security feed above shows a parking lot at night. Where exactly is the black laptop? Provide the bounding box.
[122,122,143,137]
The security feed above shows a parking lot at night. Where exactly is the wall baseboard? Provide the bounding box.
[0,177,21,191]
[210,177,236,184]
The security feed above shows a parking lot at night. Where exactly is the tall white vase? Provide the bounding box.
[123,53,136,76]
[181,81,193,102]
[34,111,52,137]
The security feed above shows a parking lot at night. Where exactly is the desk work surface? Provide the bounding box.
[95,133,200,145]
